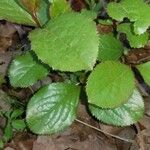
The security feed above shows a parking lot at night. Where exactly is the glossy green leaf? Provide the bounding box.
[0,0,36,26]
[89,90,144,126]
[86,61,135,108]
[117,23,148,48]
[26,83,80,134]
[98,34,123,61]
[50,0,71,18]
[137,62,150,85]
[9,52,48,88]
[29,12,99,72]
[12,119,26,130]
[107,0,150,34]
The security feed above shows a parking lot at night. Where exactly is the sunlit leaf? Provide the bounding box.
[29,12,99,72]
[86,61,135,108]
[0,0,35,26]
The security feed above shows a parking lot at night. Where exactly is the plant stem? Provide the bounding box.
[75,119,134,143]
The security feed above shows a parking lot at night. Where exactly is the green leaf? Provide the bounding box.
[9,52,48,88]
[26,83,80,134]
[3,122,13,142]
[12,119,26,130]
[0,0,36,26]
[11,109,24,119]
[107,0,150,34]
[37,0,50,25]
[86,61,135,108]
[50,0,71,18]
[137,62,150,85]
[98,34,123,61]
[89,89,144,126]
[29,12,99,72]
[117,23,148,48]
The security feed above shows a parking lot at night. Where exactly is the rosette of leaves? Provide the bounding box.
[4,0,147,134]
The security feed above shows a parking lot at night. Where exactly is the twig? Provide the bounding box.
[135,124,145,150]
[75,119,134,143]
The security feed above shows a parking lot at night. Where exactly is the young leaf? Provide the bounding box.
[117,23,148,48]
[86,61,135,108]
[26,83,80,134]
[0,0,36,26]
[98,34,123,61]
[137,62,150,85]
[12,119,26,130]
[107,0,150,34]
[11,109,24,119]
[89,89,144,126]
[29,12,99,72]
[9,52,48,88]
[50,0,71,18]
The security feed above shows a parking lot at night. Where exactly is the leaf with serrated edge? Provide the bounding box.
[107,0,150,34]
[98,34,123,61]
[0,0,35,26]
[89,89,144,126]
[29,12,99,72]
[137,62,150,85]
[86,61,135,108]
[26,83,80,134]
[117,23,148,48]
[9,52,48,88]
